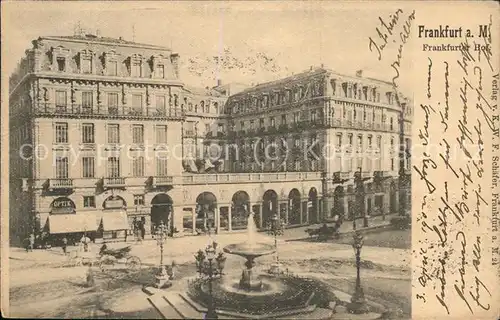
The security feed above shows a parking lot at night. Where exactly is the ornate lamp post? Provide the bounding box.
[266,213,285,275]
[194,242,225,320]
[347,231,369,314]
[154,221,170,289]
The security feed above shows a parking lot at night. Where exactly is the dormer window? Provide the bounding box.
[78,49,95,74]
[108,61,118,76]
[51,45,70,72]
[81,57,92,74]
[56,57,66,72]
[156,64,165,78]
[131,62,141,77]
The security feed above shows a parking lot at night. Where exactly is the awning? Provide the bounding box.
[49,214,98,234]
[102,211,130,231]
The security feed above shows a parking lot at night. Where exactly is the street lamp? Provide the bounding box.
[154,221,170,289]
[194,242,225,320]
[347,231,369,314]
[266,213,285,275]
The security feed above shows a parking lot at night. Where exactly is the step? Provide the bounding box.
[164,291,204,319]
[148,294,182,319]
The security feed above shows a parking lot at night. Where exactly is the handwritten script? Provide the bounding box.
[413,13,498,317]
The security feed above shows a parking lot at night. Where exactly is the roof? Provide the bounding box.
[230,66,402,98]
[40,34,171,51]
[183,85,224,98]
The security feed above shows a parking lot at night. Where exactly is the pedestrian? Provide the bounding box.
[62,236,68,255]
[28,233,35,252]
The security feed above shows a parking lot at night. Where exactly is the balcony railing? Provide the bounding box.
[103,177,126,188]
[152,176,174,187]
[182,172,322,185]
[33,103,184,119]
[48,178,73,189]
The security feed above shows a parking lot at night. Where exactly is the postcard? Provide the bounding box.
[1,1,498,319]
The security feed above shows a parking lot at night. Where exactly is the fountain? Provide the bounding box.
[150,211,348,319]
[223,212,276,291]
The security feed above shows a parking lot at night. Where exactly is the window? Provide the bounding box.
[336,135,342,148]
[156,64,165,78]
[372,111,376,123]
[348,134,353,146]
[156,95,166,114]
[108,93,119,114]
[259,118,265,128]
[217,123,224,133]
[107,157,120,177]
[357,135,363,151]
[294,137,301,148]
[293,112,300,123]
[281,114,287,125]
[134,194,145,206]
[132,156,144,176]
[132,94,142,110]
[156,157,168,176]
[391,158,395,171]
[55,157,69,179]
[363,110,367,121]
[295,160,301,171]
[240,121,245,130]
[270,117,275,127]
[132,125,144,144]
[108,61,118,76]
[55,90,67,112]
[131,62,141,77]
[81,123,94,143]
[82,157,95,178]
[156,125,167,144]
[82,91,93,113]
[55,123,68,143]
[377,136,382,150]
[83,196,96,208]
[81,57,92,74]
[390,117,394,130]
[353,109,357,121]
[107,124,120,144]
[205,123,211,135]
[56,57,66,72]
[368,136,373,148]
[311,110,317,122]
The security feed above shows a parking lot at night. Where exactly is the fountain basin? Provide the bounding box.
[223,242,276,259]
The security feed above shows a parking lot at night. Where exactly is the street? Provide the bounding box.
[8,225,411,319]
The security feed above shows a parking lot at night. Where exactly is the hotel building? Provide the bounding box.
[9,33,412,243]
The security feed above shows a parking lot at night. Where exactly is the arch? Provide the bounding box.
[262,189,278,227]
[332,186,345,219]
[308,187,319,224]
[288,188,301,225]
[231,191,250,230]
[196,192,218,231]
[150,193,173,230]
[103,195,127,209]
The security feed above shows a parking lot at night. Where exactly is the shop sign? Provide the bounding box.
[50,197,76,214]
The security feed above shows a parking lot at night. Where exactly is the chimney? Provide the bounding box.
[217,79,222,87]
[356,70,363,77]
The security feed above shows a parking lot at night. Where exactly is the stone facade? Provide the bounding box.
[9,34,412,244]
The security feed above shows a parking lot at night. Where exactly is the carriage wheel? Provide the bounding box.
[126,256,141,271]
[99,256,115,271]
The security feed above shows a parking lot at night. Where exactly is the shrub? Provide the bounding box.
[390,216,411,230]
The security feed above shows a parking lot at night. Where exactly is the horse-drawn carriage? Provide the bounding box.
[97,244,142,270]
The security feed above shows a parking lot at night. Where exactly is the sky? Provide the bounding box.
[2,1,415,95]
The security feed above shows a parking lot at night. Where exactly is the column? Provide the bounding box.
[299,199,304,224]
[172,205,184,237]
[228,206,232,231]
[191,206,196,234]
[215,205,220,234]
